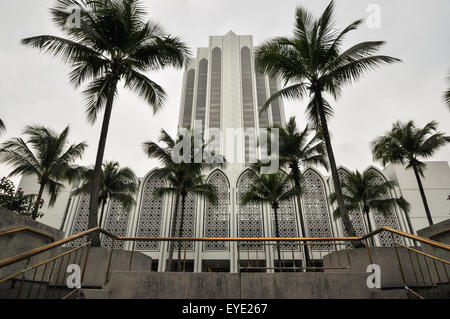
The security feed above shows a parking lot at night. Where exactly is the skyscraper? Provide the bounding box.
[178,31,286,172]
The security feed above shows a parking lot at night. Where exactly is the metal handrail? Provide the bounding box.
[0,226,55,242]
[1,226,448,271]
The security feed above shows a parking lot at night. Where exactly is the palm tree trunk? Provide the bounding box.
[166,192,180,272]
[88,76,119,247]
[412,163,433,226]
[32,182,45,220]
[177,194,186,272]
[291,167,311,268]
[364,208,374,246]
[99,199,107,229]
[314,90,357,239]
[273,206,282,270]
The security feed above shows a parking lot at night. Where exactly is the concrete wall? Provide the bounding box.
[417,218,450,264]
[323,247,449,288]
[17,173,73,230]
[383,161,450,231]
[0,207,65,280]
[106,272,407,299]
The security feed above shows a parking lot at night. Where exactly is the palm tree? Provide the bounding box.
[71,161,138,228]
[21,0,190,245]
[272,116,327,266]
[372,120,450,226]
[255,0,400,237]
[143,129,223,271]
[241,172,298,267]
[0,125,86,219]
[444,76,450,108]
[0,119,5,134]
[330,170,410,243]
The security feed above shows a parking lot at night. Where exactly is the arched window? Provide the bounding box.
[366,167,403,246]
[203,170,230,251]
[237,170,263,250]
[302,169,333,250]
[182,69,195,128]
[135,173,165,251]
[337,168,368,239]
[268,172,299,250]
[170,192,197,251]
[67,194,90,247]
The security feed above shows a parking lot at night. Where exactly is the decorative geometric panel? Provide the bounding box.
[302,169,333,250]
[268,78,282,126]
[101,198,132,249]
[366,168,403,247]
[67,194,90,247]
[237,170,264,250]
[169,193,197,251]
[182,69,195,128]
[195,58,208,132]
[135,174,165,251]
[337,168,368,242]
[240,47,256,164]
[269,174,300,251]
[203,170,230,251]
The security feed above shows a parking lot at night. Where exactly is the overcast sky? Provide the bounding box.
[0,0,449,185]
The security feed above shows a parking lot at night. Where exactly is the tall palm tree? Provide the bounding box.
[0,125,86,219]
[241,172,298,267]
[330,170,410,241]
[143,129,224,271]
[255,1,400,237]
[71,161,138,228]
[444,76,450,108]
[22,0,190,245]
[0,119,5,134]
[272,116,327,266]
[372,120,450,226]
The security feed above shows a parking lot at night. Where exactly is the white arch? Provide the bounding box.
[301,168,334,250]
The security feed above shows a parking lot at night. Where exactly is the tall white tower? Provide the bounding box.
[177,31,286,182]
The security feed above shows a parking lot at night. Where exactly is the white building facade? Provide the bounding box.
[17,32,449,272]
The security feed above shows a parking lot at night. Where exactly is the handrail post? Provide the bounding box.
[105,238,115,285]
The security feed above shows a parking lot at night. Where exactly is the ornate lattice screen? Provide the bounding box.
[101,199,132,249]
[203,170,230,251]
[366,168,403,247]
[302,169,333,250]
[269,173,300,251]
[170,193,197,251]
[135,174,165,251]
[237,170,264,250]
[67,194,90,247]
[337,168,368,240]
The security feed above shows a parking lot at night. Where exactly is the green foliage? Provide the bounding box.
[241,172,299,211]
[21,0,191,122]
[329,170,409,224]
[255,0,400,129]
[0,177,44,219]
[372,120,450,175]
[71,161,138,210]
[0,125,87,206]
